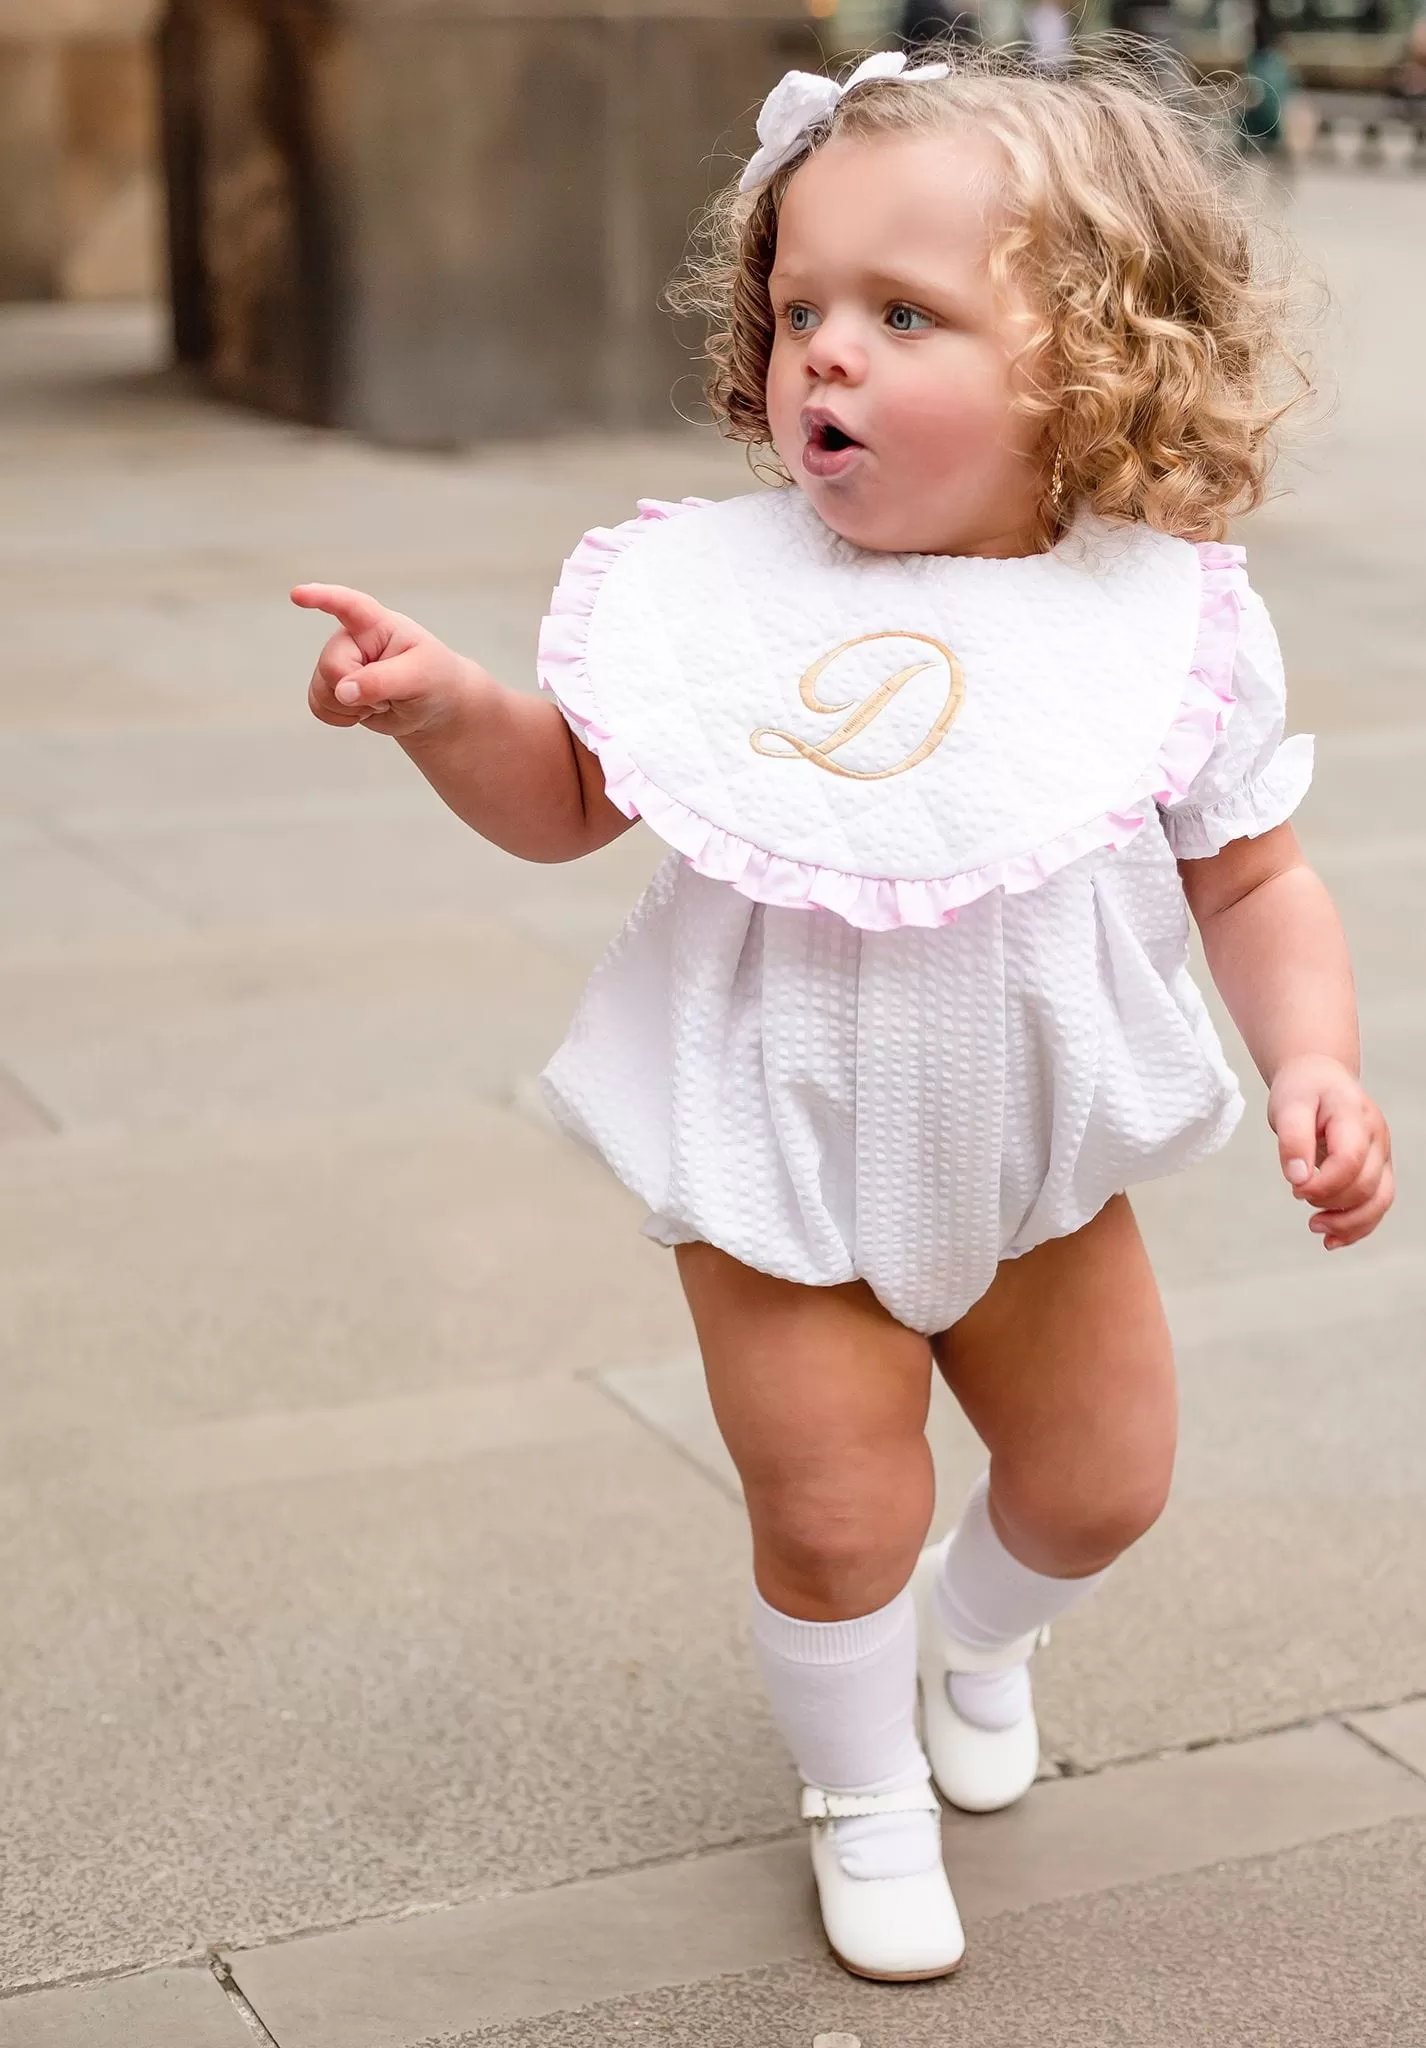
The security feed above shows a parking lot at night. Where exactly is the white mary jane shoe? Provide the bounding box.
[912,1535,1044,1815]
[801,1782,966,1983]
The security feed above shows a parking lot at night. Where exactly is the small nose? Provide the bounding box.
[803,312,867,387]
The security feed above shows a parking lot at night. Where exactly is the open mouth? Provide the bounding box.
[802,410,865,476]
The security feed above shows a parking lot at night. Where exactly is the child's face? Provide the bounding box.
[766,130,1046,557]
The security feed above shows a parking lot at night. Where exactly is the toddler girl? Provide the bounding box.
[294,48,1393,1986]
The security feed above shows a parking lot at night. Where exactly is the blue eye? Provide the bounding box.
[787,304,821,334]
[887,304,933,333]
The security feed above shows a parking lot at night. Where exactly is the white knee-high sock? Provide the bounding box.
[750,1583,940,1880]
[935,1472,1112,1731]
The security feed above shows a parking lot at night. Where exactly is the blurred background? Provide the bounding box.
[2,0,1423,440]
[1,3,1424,2041]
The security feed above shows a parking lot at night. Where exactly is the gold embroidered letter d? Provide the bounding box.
[750,631,965,781]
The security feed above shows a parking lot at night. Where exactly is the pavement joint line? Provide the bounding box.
[3,1715,1283,2007]
[205,1718,1426,2045]
[1041,1687,1426,1785]
[45,816,202,929]
[0,1954,210,2006]
[166,1695,1426,1998]
[583,1363,744,1505]
[9,805,197,932]
[0,1372,644,1505]
[1335,1705,1426,1782]
[4,1698,1409,2012]
[204,1819,808,1964]
[210,1956,283,2047]
[0,1060,60,1137]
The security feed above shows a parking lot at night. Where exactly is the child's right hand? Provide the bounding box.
[292,583,485,741]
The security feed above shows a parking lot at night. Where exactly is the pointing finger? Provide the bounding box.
[292,583,393,660]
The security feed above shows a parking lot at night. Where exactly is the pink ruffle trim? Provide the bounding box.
[537,501,1245,933]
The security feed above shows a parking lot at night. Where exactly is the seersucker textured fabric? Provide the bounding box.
[537,491,1314,1335]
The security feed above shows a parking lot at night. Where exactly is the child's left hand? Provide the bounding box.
[1267,1054,1394,1249]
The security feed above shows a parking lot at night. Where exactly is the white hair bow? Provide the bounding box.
[739,51,951,196]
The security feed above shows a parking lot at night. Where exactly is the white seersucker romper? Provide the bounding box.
[535,491,1315,1336]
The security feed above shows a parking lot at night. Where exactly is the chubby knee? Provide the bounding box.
[746,1446,933,1616]
[993,1452,1174,1578]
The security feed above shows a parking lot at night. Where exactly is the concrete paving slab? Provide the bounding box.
[0,428,743,593]
[0,1068,55,1144]
[598,1358,743,1502]
[1311,855,1426,1011]
[0,724,427,826]
[0,799,663,965]
[0,827,182,951]
[30,1371,637,1506]
[224,1721,1426,2048]
[940,1719,1426,1916]
[0,1964,252,2048]
[56,803,544,935]
[446,1815,1426,2048]
[0,1427,779,1990]
[0,1106,694,1434]
[0,403,746,639]
[0,919,589,1134]
[1346,1700,1426,1780]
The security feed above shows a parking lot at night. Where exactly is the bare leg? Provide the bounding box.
[675,1241,936,1620]
[675,1243,945,1887]
[933,1193,1178,1579]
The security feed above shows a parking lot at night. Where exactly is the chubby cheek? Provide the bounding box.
[764,345,804,474]
[879,360,1014,492]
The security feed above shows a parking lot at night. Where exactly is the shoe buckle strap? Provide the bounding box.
[799,1782,941,1823]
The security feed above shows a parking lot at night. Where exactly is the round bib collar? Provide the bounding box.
[537,490,1245,932]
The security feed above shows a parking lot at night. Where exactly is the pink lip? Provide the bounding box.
[801,406,866,481]
[803,439,864,480]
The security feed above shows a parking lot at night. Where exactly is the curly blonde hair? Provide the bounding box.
[670,44,1310,546]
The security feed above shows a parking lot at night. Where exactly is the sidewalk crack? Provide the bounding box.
[210,1954,283,2046]
[1335,1706,1426,1782]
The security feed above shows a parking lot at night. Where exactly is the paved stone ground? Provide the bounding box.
[0,166,1423,2046]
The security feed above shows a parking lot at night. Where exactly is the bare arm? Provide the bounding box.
[1180,821,1393,1248]
[293,582,635,864]
[399,660,634,863]
[1181,823,1358,1078]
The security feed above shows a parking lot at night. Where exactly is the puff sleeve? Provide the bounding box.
[1160,583,1315,859]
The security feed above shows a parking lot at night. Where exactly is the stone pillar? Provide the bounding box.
[0,0,162,302]
[158,0,819,439]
